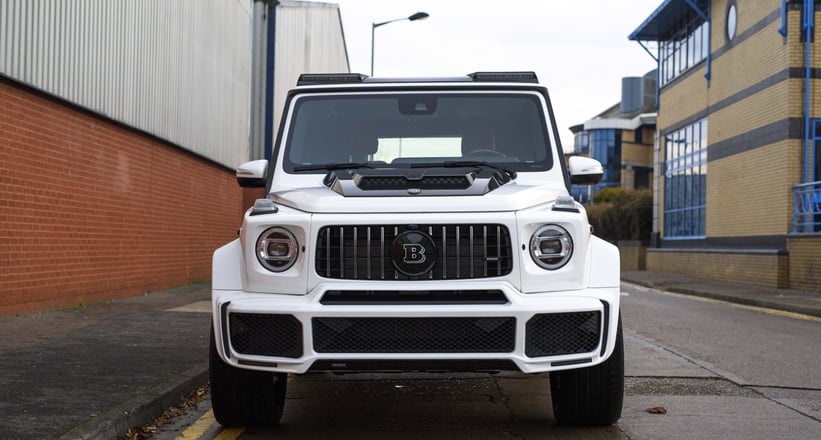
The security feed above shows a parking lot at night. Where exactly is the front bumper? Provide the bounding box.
[212,282,620,374]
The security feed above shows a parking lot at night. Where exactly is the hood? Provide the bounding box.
[269,182,568,214]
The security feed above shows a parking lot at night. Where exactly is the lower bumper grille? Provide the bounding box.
[229,313,303,358]
[525,312,601,357]
[313,317,515,353]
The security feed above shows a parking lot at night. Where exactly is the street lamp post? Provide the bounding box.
[370,11,429,76]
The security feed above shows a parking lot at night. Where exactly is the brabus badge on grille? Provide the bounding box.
[391,231,437,276]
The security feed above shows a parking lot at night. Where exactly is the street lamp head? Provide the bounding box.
[371,11,431,76]
[408,12,429,21]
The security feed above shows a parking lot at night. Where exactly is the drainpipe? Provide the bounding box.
[780,0,788,36]
[263,1,279,162]
[803,0,814,185]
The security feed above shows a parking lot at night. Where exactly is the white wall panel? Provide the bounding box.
[272,1,350,145]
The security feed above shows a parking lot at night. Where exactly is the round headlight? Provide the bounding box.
[256,227,299,272]
[529,225,573,270]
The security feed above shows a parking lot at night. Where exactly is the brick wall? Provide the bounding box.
[707,141,799,237]
[0,78,245,315]
[647,249,789,288]
[787,236,821,291]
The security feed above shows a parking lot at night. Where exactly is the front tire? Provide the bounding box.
[209,325,288,427]
[549,317,624,426]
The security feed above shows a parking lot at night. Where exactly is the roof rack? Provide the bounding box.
[295,71,540,86]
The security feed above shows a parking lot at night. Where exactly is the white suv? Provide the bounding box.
[209,72,623,427]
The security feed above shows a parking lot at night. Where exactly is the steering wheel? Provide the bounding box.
[464,149,507,157]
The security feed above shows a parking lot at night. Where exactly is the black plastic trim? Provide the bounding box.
[308,359,519,373]
[219,301,231,359]
[319,290,509,305]
[600,300,611,357]
[552,358,593,367]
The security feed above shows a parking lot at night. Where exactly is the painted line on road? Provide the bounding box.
[176,409,243,440]
[623,282,821,323]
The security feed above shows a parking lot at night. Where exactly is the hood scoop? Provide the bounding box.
[323,167,512,197]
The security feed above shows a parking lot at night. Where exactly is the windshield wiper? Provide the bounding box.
[293,162,377,172]
[411,161,517,180]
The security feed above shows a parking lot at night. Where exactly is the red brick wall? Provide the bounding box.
[0,78,245,315]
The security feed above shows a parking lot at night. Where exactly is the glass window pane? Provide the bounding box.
[663,118,708,239]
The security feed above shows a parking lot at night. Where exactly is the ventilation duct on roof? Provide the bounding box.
[620,77,643,114]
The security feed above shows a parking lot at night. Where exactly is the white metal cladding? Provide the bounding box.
[0,0,252,169]
[272,1,350,148]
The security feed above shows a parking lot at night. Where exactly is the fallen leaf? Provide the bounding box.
[646,406,667,414]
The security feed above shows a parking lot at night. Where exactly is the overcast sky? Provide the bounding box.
[331,0,662,150]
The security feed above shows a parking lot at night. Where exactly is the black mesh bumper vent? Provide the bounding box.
[312,317,515,353]
[316,224,513,280]
[229,313,303,358]
[525,312,601,357]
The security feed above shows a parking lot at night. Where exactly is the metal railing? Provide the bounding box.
[793,181,821,233]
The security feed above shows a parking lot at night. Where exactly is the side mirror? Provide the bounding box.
[236,160,268,188]
[568,156,603,185]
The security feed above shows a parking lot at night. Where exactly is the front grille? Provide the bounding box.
[229,313,303,358]
[312,317,515,353]
[315,224,513,280]
[525,312,601,357]
[319,289,509,305]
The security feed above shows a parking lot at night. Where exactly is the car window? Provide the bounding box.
[283,92,553,172]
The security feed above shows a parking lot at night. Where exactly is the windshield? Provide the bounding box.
[283,92,553,173]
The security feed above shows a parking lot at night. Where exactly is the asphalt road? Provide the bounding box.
[151,282,821,439]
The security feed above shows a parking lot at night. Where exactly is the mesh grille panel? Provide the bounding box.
[358,176,471,190]
[229,313,303,358]
[313,317,515,353]
[316,224,513,280]
[525,312,601,357]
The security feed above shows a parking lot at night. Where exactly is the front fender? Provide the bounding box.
[587,236,620,288]
[213,239,244,291]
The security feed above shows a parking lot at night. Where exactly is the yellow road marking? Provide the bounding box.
[176,409,244,440]
[216,427,244,440]
[626,283,821,322]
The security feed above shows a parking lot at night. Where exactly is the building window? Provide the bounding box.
[659,14,709,86]
[726,2,738,42]
[663,119,707,239]
[635,167,651,189]
[574,131,589,154]
[590,129,622,193]
[815,119,821,183]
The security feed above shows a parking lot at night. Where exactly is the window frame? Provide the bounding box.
[663,119,708,240]
[659,14,709,87]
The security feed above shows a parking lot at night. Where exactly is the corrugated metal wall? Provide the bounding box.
[0,0,252,169]
[272,1,349,149]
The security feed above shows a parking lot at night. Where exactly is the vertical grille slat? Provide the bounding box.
[339,227,344,278]
[316,224,512,280]
[442,225,447,279]
[483,225,488,277]
[366,227,372,280]
[353,227,358,279]
[469,226,475,278]
[456,226,461,279]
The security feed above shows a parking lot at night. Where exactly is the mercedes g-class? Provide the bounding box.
[209,71,623,427]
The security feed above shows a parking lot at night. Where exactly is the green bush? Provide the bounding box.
[586,189,652,244]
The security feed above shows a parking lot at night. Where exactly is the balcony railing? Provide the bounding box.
[793,181,821,234]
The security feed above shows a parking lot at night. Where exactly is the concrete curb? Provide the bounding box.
[59,361,209,440]
[623,278,821,318]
